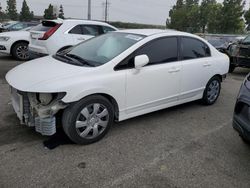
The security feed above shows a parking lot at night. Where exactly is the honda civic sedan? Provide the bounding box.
[6,29,229,144]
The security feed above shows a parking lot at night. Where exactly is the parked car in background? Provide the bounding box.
[227,35,250,72]
[0,22,39,33]
[29,19,118,57]
[208,38,230,53]
[233,73,250,143]
[0,27,36,60]
[6,29,229,144]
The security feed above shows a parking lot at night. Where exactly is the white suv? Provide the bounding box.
[29,19,117,57]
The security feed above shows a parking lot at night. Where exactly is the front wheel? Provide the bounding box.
[202,76,221,105]
[62,95,114,144]
[11,42,29,61]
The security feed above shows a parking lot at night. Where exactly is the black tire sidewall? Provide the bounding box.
[62,95,114,144]
[11,42,29,61]
[202,76,221,105]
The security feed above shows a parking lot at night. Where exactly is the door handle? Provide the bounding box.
[203,63,211,67]
[168,68,180,73]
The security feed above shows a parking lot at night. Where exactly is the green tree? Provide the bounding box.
[207,3,223,33]
[220,0,245,33]
[6,0,18,20]
[44,4,56,20]
[0,3,5,21]
[19,0,33,21]
[167,0,200,33]
[58,5,64,19]
[244,8,250,30]
[200,0,216,33]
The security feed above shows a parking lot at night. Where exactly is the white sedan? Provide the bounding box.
[0,29,30,60]
[6,29,229,144]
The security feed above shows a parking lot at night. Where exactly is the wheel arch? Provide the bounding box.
[10,40,29,54]
[71,93,120,121]
[212,74,223,82]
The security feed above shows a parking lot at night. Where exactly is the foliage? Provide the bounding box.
[220,0,245,34]
[109,21,165,29]
[167,0,246,34]
[19,0,33,21]
[58,5,64,19]
[6,0,18,20]
[44,4,57,20]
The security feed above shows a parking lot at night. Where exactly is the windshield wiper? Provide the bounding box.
[66,54,96,67]
[54,53,83,66]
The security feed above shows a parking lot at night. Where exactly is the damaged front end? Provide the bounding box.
[10,87,68,136]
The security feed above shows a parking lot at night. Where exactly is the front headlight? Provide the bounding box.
[38,93,53,106]
[0,36,10,41]
[37,92,66,106]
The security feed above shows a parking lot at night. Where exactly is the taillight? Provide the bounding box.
[39,24,62,40]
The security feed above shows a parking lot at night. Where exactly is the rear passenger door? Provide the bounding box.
[179,37,212,100]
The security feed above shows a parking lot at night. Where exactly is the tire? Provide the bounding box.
[229,64,236,73]
[202,76,221,105]
[11,42,29,61]
[62,95,114,144]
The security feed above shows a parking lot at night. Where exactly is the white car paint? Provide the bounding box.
[0,30,30,55]
[29,19,118,56]
[6,29,229,125]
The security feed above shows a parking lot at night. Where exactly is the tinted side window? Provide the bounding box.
[69,25,82,34]
[82,25,100,36]
[102,26,116,33]
[136,37,178,65]
[181,37,210,60]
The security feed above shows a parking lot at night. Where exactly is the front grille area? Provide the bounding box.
[10,87,57,136]
[239,47,250,57]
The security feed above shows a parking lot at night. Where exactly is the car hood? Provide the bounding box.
[6,56,93,92]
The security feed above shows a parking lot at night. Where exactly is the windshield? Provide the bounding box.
[65,32,145,66]
[242,35,250,44]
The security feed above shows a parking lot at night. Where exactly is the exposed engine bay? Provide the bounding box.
[10,87,67,136]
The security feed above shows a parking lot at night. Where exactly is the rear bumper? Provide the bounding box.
[29,44,49,55]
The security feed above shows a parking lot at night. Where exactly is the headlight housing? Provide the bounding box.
[37,92,66,106]
[0,36,10,41]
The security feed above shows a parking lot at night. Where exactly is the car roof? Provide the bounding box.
[63,19,114,26]
[115,29,191,36]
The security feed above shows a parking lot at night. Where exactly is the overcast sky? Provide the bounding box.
[0,0,249,25]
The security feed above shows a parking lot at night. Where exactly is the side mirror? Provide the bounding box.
[134,55,149,70]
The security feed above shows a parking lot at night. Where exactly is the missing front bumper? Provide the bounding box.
[10,88,67,136]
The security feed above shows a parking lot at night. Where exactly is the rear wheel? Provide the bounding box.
[202,76,221,105]
[62,95,114,144]
[11,42,29,61]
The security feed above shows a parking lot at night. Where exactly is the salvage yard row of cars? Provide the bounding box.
[1,19,250,145]
[0,19,117,60]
